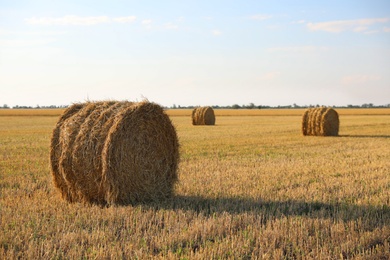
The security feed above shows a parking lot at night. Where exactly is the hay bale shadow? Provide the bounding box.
[339,135,390,139]
[137,195,389,230]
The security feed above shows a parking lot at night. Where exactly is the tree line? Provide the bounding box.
[170,103,390,109]
[1,102,390,110]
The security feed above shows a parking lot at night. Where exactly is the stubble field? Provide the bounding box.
[0,108,389,259]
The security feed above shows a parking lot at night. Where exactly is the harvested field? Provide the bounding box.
[1,110,389,259]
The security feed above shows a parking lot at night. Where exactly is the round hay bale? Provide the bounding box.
[301,107,339,136]
[50,103,86,202]
[301,109,309,136]
[321,107,339,136]
[71,101,124,203]
[58,102,102,202]
[50,100,180,205]
[191,106,215,125]
[314,107,328,135]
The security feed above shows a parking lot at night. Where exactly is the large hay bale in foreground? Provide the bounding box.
[192,106,215,125]
[302,107,339,136]
[50,101,180,205]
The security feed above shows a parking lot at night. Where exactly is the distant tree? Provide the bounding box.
[247,103,255,109]
[232,104,241,109]
[2,104,9,109]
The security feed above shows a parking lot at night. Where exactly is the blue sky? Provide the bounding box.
[1,0,389,107]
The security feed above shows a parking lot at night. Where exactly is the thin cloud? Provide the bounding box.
[258,71,280,81]
[212,30,222,36]
[25,30,67,36]
[112,16,137,23]
[141,19,152,29]
[142,19,152,25]
[164,22,179,30]
[353,26,368,32]
[249,14,272,21]
[25,15,110,26]
[267,45,329,53]
[363,30,380,35]
[0,29,66,36]
[384,27,390,32]
[307,18,389,33]
[341,74,381,85]
[0,29,11,35]
[25,15,140,26]
[291,20,306,24]
[0,39,56,47]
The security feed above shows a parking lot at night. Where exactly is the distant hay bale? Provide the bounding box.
[50,101,180,205]
[302,107,339,136]
[192,106,216,125]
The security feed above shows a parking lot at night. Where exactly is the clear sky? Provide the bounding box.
[1,0,389,107]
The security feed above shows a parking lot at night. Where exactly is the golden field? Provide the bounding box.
[1,107,390,117]
[0,109,389,259]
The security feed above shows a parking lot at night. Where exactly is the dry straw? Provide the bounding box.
[302,107,339,136]
[50,100,180,205]
[192,106,216,125]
